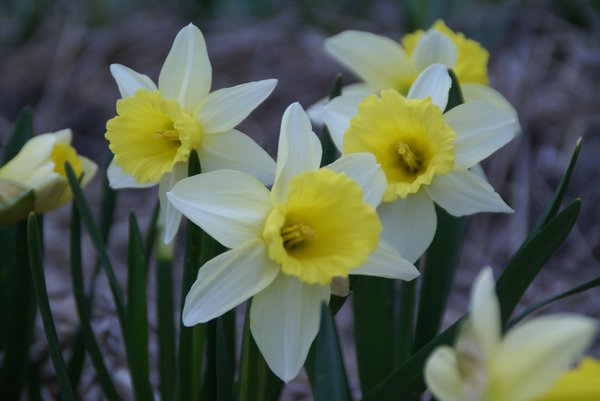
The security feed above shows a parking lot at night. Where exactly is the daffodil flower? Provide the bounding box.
[425,267,597,401]
[166,103,419,382]
[105,23,277,243]
[309,20,518,128]
[322,64,514,262]
[0,129,97,223]
[533,358,600,401]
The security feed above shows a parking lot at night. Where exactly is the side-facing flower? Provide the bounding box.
[533,357,600,401]
[323,64,514,262]
[0,129,97,223]
[312,19,517,126]
[425,267,597,401]
[167,103,419,382]
[105,23,277,243]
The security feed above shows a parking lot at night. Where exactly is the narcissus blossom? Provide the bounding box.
[323,64,514,262]
[167,103,419,382]
[105,23,277,243]
[425,267,597,401]
[533,358,600,401]
[311,19,517,126]
[0,129,96,223]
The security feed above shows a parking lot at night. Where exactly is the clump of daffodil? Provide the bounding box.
[0,129,96,224]
[323,64,514,262]
[533,357,600,401]
[310,19,517,125]
[425,267,597,401]
[105,23,277,243]
[166,103,419,382]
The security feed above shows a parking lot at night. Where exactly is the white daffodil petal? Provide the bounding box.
[378,192,437,263]
[425,170,513,217]
[1,132,61,175]
[325,30,413,92]
[251,274,330,382]
[493,315,597,401]
[425,346,464,401]
[461,83,521,134]
[182,239,279,325]
[79,157,98,188]
[272,103,322,204]
[325,153,386,208]
[197,79,277,134]
[307,83,371,126]
[352,240,419,280]
[446,101,516,169]
[407,63,451,111]
[470,267,501,357]
[167,169,272,249]
[322,92,366,151]
[412,30,457,72]
[198,129,276,185]
[107,159,156,189]
[159,23,211,112]
[109,64,157,98]
[158,162,188,244]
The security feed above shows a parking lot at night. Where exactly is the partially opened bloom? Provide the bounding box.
[105,23,277,243]
[0,129,96,223]
[311,19,517,126]
[533,358,600,401]
[425,267,597,401]
[167,103,419,382]
[323,64,514,262]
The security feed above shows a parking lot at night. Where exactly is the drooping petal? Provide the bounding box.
[196,79,277,133]
[425,346,464,401]
[492,315,597,401]
[307,83,371,126]
[425,170,513,216]
[250,274,330,382]
[470,267,501,358]
[378,191,437,263]
[412,29,458,72]
[107,159,156,189]
[407,63,451,111]
[322,92,366,151]
[198,129,276,185]
[158,162,188,244]
[271,103,322,204]
[325,30,414,92]
[324,153,386,208]
[446,101,516,169]
[167,169,273,248]
[182,238,279,325]
[351,240,419,280]
[158,23,212,112]
[110,64,157,98]
[461,83,520,134]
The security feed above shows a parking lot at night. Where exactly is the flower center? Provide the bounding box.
[343,90,456,202]
[50,143,83,178]
[396,141,422,173]
[105,89,203,184]
[263,169,381,285]
[281,223,317,249]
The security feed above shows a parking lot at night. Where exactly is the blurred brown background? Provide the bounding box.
[1,0,599,399]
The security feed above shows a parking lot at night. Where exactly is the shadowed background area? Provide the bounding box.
[1,0,599,399]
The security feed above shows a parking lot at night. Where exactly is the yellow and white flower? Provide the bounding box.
[166,103,419,382]
[310,20,518,128]
[533,357,600,401]
[425,267,597,401]
[0,129,97,223]
[105,23,277,243]
[323,64,514,262]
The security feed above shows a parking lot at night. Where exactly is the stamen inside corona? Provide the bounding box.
[396,141,422,173]
[281,223,317,249]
